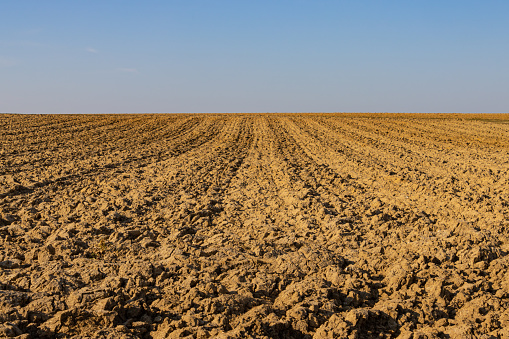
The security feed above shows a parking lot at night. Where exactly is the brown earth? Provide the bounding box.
[1,113,509,338]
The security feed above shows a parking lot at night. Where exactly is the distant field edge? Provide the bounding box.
[1,112,509,121]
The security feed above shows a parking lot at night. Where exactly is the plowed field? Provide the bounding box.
[1,113,509,339]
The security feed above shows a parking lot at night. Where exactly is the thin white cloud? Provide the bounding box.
[13,40,44,47]
[0,58,17,67]
[86,47,98,53]
[118,68,139,73]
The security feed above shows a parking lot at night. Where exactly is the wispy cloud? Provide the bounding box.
[118,68,139,73]
[86,47,98,53]
[13,40,44,47]
[0,57,18,67]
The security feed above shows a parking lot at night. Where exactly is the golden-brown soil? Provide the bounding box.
[1,113,509,338]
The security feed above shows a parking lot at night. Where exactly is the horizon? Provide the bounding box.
[3,112,509,117]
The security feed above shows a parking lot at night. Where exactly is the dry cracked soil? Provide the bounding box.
[1,113,509,339]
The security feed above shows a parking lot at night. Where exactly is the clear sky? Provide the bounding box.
[1,1,508,113]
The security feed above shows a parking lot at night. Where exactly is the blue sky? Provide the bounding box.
[1,1,508,113]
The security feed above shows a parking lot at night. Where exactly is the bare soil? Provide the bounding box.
[1,113,509,338]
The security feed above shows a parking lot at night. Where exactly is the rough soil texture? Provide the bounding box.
[1,113,509,339]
